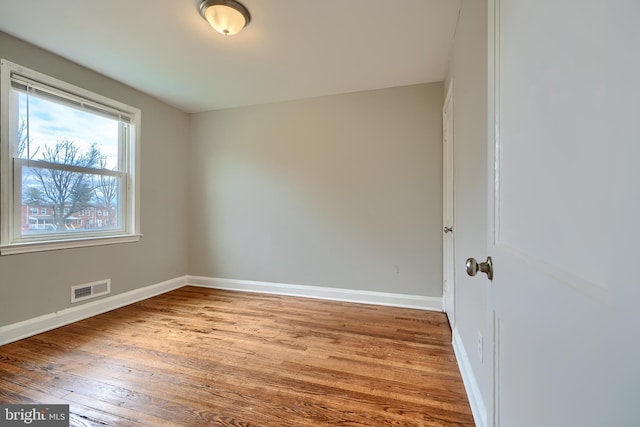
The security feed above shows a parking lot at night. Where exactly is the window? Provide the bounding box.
[0,59,141,255]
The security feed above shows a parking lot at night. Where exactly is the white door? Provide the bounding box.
[487,1,640,426]
[442,81,455,328]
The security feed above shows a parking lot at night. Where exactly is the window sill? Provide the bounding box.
[0,234,143,256]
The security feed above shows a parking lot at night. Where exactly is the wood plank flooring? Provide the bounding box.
[0,286,474,426]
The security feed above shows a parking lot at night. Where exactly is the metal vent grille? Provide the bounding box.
[71,279,111,303]
[74,286,92,300]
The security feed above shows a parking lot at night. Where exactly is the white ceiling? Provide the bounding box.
[0,0,461,113]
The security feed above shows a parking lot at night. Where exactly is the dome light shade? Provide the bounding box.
[199,0,251,36]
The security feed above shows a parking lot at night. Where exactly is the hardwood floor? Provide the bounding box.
[0,286,474,426]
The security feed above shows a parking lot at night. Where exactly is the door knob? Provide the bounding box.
[466,256,493,280]
[443,226,453,233]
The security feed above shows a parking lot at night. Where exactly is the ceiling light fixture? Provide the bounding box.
[199,0,251,36]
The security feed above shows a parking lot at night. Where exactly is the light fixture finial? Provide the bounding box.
[199,0,251,36]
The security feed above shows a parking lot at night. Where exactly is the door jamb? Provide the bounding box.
[443,78,456,328]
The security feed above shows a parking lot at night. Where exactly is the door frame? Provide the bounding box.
[442,79,456,328]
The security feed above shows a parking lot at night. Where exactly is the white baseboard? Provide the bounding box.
[452,327,487,427]
[0,275,188,346]
[187,276,443,311]
[0,275,442,346]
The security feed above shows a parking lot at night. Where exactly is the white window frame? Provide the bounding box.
[0,59,141,255]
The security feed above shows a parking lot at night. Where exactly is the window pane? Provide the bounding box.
[15,88,120,170]
[2,59,140,253]
[21,165,123,236]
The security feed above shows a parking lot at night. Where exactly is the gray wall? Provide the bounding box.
[0,32,190,326]
[189,83,444,297]
[445,0,491,414]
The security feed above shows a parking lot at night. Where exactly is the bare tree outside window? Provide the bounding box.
[30,139,102,231]
[94,156,118,228]
[16,119,40,160]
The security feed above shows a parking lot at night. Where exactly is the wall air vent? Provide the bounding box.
[71,279,111,303]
